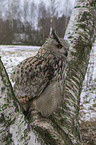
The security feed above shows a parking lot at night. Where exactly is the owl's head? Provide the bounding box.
[42,30,69,57]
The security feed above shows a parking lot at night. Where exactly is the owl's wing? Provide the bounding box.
[12,56,55,103]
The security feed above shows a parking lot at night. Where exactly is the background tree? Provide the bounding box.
[63,0,70,34]
[30,1,36,31]
[38,1,50,43]
[23,0,29,41]
[0,0,70,45]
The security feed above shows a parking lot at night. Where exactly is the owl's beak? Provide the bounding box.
[65,50,68,57]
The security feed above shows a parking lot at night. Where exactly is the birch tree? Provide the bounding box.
[50,0,58,34]
[30,1,36,31]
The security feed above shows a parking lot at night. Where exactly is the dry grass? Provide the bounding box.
[80,121,96,145]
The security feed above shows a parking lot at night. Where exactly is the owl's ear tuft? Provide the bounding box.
[51,29,62,47]
[51,29,56,38]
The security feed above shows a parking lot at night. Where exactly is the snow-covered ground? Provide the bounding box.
[0,42,96,122]
[80,40,96,122]
[0,45,40,74]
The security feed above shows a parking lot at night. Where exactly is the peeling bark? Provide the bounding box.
[0,0,96,144]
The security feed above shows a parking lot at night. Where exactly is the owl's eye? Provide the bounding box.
[56,44,62,49]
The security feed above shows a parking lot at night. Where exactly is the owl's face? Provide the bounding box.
[42,30,69,57]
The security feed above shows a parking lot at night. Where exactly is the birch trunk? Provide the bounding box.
[0,0,96,144]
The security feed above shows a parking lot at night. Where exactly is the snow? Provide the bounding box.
[80,39,96,122]
[0,45,40,75]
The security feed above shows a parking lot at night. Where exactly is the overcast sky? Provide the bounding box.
[0,0,76,17]
[0,0,76,24]
[34,0,75,6]
[37,0,76,16]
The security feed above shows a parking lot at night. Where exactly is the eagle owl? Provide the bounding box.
[12,30,69,117]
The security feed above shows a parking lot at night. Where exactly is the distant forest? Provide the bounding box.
[0,1,70,45]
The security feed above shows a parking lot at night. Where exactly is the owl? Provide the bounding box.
[12,30,69,117]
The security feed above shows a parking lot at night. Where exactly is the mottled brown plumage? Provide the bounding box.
[12,30,69,117]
